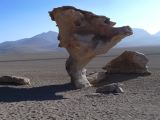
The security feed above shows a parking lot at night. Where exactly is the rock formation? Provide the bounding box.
[49,6,133,89]
[103,51,151,74]
[0,76,31,85]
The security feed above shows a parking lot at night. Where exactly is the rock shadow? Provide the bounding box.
[96,73,150,86]
[0,83,74,103]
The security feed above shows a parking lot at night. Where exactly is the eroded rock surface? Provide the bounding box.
[0,76,31,85]
[103,51,151,74]
[49,6,133,89]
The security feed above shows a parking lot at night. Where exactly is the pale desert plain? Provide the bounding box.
[0,46,160,120]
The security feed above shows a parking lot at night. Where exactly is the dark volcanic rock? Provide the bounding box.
[96,83,124,94]
[0,76,31,85]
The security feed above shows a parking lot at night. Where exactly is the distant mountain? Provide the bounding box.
[0,31,59,54]
[154,31,160,37]
[117,28,160,47]
[0,28,159,54]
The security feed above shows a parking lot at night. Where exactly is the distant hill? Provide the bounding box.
[0,28,159,54]
[154,31,160,37]
[0,31,59,54]
[117,28,160,47]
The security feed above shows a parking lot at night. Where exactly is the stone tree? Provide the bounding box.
[49,6,133,89]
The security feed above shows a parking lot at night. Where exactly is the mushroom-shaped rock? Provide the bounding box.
[49,6,133,89]
[103,51,151,74]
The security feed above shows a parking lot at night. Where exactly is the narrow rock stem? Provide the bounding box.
[66,56,91,89]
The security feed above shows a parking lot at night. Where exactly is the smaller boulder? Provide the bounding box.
[96,83,124,94]
[103,51,151,74]
[0,76,31,85]
[87,72,107,85]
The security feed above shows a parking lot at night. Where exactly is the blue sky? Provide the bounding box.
[0,0,160,42]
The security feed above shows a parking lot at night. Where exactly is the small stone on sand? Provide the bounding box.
[96,83,124,94]
[0,76,31,85]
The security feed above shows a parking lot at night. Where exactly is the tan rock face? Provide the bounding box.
[103,51,150,74]
[49,6,133,89]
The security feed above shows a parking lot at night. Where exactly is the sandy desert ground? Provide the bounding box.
[0,46,160,120]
